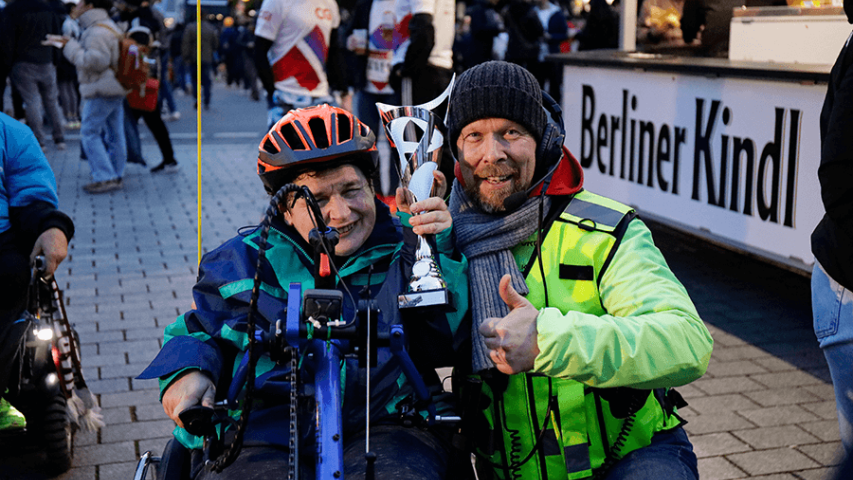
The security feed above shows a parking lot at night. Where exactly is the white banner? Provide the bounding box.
[561,66,827,271]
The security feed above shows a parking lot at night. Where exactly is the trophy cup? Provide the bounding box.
[377,77,454,309]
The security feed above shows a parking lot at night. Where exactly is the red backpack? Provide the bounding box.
[95,23,150,91]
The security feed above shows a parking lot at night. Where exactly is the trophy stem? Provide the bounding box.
[398,233,450,309]
[409,234,446,292]
[415,235,433,263]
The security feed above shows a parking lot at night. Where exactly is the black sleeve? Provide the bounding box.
[547,10,570,44]
[9,201,75,249]
[1,11,14,72]
[52,9,64,65]
[680,0,706,44]
[469,6,503,38]
[254,36,275,100]
[326,28,349,92]
[352,0,372,30]
[513,1,544,42]
[402,13,435,77]
[145,9,163,37]
[818,44,853,240]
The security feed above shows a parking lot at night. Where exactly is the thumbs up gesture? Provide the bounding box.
[479,274,541,375]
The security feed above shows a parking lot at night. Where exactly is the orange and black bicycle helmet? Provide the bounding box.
[257,104,379,195]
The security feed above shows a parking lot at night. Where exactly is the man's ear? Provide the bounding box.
[454,162,466,188]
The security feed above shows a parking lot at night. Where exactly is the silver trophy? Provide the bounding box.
[377,77,455,309]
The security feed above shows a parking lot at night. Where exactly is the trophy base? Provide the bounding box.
[398,289,450,309]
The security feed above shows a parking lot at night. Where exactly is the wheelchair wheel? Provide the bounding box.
[38,393,73,474]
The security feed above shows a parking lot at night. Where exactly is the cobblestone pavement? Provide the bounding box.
[652,225,842,480]
[0,84,844,480]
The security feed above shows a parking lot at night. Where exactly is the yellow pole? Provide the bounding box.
[196,1,202,266]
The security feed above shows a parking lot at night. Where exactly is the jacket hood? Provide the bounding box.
[532,146,584,197]
[77,7,110,29]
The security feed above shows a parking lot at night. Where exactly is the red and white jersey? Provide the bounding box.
[255,0,341,97]
[392,0,455,71]
[364,0,400,95]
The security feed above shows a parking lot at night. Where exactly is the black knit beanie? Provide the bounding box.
[447,61,547,155]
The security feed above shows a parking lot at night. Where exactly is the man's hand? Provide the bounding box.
[30,228,68,277]
[162,370,216,428]
[396,171,451,235]
[395,170,448,209]
[479,274,541,375]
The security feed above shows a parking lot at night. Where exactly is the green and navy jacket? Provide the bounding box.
[459,149,714,479]
[139,199,468,449]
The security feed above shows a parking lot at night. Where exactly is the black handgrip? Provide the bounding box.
[33,255,46,274]
[178,406,216,437]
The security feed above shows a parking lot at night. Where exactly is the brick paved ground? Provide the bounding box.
[0,84,845,480]
[652,224,844,480]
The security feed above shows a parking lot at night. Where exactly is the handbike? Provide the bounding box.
[134,184,458,480]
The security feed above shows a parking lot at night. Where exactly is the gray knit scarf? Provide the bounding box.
[449,180,551,373]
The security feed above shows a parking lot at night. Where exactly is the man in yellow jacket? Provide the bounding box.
[447,60,714,480]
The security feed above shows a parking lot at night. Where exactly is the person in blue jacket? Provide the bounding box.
[139,104,468,479]
[0,112,74,426]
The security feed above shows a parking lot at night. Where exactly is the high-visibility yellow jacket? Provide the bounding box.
[461,189,714,480]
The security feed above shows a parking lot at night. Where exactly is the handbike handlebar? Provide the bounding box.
[178,405,217,438]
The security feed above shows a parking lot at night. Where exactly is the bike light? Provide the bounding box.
[45,373,58,386]
[37,328,54,341]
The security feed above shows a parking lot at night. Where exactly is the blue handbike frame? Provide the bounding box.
[134,185,454,480]
[223,282,440,479]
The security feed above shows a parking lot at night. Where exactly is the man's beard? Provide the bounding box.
[463,176,526,214]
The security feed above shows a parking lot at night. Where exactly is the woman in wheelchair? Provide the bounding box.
[138,105,469,480]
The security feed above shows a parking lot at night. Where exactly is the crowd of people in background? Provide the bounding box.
[0,0,271,193]
[0,0,764,118]
[0,0,703,170]
[0,0,767,197]
[0,0,759,194]
[0,0,622,154]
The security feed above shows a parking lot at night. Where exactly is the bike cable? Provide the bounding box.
[592,392,646,480]
[209,184,301,473]
[473,379,555,476]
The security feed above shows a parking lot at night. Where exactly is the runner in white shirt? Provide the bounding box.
[253,0,346,127]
